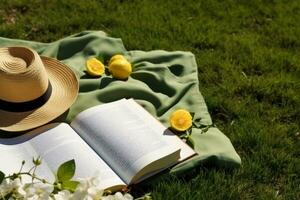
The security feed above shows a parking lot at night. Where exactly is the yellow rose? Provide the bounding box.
[170,109,192,132]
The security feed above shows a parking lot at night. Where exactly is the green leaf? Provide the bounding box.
[135,192,152,200]
[0,171,5,184]
[186,136,195,149]
[57,159,76,182]
[61,180,79,192]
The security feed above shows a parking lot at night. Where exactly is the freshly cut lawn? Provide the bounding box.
[0,0,299,199]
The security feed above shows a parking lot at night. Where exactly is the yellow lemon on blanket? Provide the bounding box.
[109,54,126,65]
[109,58,132,80]
[86,58,105,77]
[170,109,192,132]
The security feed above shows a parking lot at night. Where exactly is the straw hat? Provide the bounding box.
[0,47,79,132]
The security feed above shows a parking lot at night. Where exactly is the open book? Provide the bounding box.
[0,99,196,191]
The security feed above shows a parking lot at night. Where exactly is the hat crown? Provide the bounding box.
[0,47,49,103]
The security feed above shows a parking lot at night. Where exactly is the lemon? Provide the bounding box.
[109,54,126,65]
[109,59,132,80]
[170,109,192,132]
[86,58,105,77]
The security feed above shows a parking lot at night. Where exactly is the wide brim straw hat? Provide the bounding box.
[0,47,78,132]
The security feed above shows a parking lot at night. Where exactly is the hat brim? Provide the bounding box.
[0,56,79,132]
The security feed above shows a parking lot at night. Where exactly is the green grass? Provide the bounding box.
[0,0,299,199]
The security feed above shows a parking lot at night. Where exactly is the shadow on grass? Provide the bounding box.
[130,161,238,197]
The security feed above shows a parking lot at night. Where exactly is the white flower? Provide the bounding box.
[102,192,133,200]
[54,190,72,200]
[23,182,54,200]
[0,178,24,198]
[71,176,104,200]
[0,175,135,200]
[0,179,12,197]
[123,193,134,200]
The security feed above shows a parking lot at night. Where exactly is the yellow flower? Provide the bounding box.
[86,58,105,77]
[170,109,192,132]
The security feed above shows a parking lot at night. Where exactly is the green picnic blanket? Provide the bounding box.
[0,31,241,173]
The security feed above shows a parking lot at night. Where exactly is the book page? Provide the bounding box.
[0,139,53,183]
[127,99,196,161]
[71,99,181,184]
[0,123,125,190]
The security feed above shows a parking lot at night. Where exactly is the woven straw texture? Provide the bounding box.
[0,47,78,132]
